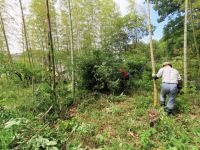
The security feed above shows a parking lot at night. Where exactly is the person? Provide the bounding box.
[152,62,182,115]
[118,68,129,79]
[118,68,130,93]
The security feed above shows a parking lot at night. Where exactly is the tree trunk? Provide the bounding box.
[146,0,157,107]
[19,0,32,67]
[0,12,13,69]
[45,0,57,106]
[184,0,188,90]
[190,1,200,75]
[68,0,75,98]
[19,0,35,98]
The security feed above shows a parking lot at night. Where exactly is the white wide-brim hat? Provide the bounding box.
[162,62,172,67]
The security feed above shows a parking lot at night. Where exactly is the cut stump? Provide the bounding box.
[147,109,160,127]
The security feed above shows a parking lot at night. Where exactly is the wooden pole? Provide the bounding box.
[146,0,157,107]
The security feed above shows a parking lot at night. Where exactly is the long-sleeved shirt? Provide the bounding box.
[156,66,181,84]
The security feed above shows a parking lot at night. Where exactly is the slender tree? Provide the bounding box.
[0,11,12,69]
[190,1,200,74]
[67,0,75,98]
[146,0,157,106]
[184,0,188,90]
[19,0,36,98]
[45,0,57,105]
[19,0,32,67]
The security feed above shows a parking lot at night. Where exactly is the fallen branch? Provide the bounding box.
[38,105,53,120]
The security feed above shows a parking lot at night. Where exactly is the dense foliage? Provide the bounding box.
[77,50,152,94]
[0,0,200,149]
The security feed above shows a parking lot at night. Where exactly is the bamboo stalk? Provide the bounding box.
[146,0,157,107]
[68,0,75,98]
[0,11,13,69]
[19,0,35,99]
[19,0,32,67]
[190,1,200,75]
[45,0,58,106]
[184,0,188,90]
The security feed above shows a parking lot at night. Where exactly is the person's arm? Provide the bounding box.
[156,68,164,78]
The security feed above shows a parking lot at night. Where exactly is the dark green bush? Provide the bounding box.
[122,52,152,92]
[77,50,152,95]
[77,50,122,94]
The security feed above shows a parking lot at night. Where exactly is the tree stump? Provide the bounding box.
[147,109,160,127]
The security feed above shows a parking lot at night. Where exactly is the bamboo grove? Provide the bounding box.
[0,0,199,112]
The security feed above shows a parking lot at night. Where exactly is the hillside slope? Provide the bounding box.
[0,93,200,149]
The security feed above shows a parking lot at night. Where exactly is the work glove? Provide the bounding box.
[152,74,158,80]
[177,80,182,89]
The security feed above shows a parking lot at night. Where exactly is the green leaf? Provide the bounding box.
[4,118,22,128]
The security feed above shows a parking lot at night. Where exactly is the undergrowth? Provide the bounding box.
[0,88,200,149]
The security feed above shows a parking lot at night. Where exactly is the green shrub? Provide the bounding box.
[27,135,59,150]
[77,50,152,95]
[35,83,52,112]
[77,50,122,94]
[139,128,156,149]
[34,83,59,123]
